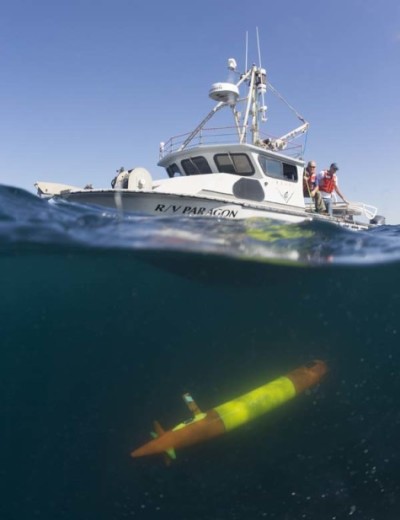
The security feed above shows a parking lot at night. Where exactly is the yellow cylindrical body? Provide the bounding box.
[214,376,296,432]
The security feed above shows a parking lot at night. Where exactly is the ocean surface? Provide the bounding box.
[1,184,399,520]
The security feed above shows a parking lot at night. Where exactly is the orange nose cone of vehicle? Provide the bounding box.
[286,360,328,394]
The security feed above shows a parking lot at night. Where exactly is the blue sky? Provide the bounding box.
[1,0,399,223]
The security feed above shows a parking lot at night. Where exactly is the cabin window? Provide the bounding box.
[214,153,254,176]
[283,163,298,181]
[166,163,182,178]
[181,156,212,175]
[258,156,298,182]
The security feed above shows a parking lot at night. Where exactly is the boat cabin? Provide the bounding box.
[158,142,306,209]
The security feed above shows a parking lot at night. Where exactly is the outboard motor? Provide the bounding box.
[370,215,386,225]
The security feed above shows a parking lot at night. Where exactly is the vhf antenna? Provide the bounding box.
[256,26,262,68]
[256,26,267,122]
[245,30,248,72]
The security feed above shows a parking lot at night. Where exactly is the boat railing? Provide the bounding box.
[160,126,245,158]
[305,199,378,222]
[160,126,304,159]
[346,201,378,220]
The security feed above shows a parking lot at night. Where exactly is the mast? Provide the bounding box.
[163,39,309,155]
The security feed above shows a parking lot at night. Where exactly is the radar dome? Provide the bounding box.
[209,82,239,104]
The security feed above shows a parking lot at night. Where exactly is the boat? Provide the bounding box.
[35,45,385,231]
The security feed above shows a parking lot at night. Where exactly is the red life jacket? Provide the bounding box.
[319,171,337,193]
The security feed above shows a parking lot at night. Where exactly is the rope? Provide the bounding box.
[303,131,308,157]
[267,82,307,123]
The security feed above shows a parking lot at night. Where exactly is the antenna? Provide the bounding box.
[255,27,267,123]
[245,31,248,72]
[256,26,262,68]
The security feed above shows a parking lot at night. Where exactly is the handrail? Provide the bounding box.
[346,201,378,220]
[160,126,304,158]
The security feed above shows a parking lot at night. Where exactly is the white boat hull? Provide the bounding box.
[51,189,371,230]
[59,190,308,222]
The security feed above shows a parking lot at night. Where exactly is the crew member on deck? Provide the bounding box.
[317,163,348,216]
[303,161,325,213]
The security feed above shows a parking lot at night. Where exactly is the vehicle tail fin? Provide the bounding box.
[152,420,165,437]
[150,420,176,466]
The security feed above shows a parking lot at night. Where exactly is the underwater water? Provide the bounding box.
[1,184,399,520]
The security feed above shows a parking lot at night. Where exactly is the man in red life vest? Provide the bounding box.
[317,163,348,216]
[303,161,325,213]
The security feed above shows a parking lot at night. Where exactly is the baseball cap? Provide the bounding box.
[330,163,339,171]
